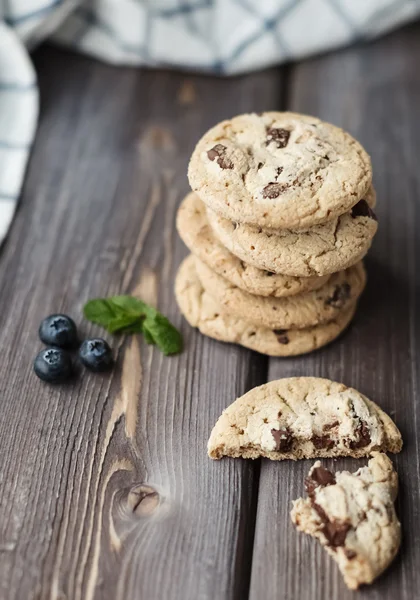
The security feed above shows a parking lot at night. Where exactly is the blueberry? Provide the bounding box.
[39,314,78,348]
[34,347,73,383]
[79,338,113,372]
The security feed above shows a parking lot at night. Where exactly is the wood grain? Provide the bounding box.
[250,24,420,600]
[1,22,419,600]
[0,47,284,599]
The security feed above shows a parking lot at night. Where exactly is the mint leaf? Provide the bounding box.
[141,326,155,345]
[83,298,125,326]
[107,315,144,334]
[83,295,183,355]
[109,296,149,315]
[142,313,183,355]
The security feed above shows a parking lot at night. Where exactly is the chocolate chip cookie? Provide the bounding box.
[175,256,357,357]
[176,192,330,296]
[188,112,372,229]
[194,256,366,329]
[207,377,402,460]
[207,188,377,277]
[291,453,401,589]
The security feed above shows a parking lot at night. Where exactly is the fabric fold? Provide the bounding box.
[1,0,419,245]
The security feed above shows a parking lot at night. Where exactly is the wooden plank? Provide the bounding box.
[0,47,284,599]
[249,23,420,600]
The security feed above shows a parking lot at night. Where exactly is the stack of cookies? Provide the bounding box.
[176,112,377,356]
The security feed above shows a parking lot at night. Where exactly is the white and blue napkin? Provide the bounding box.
[1,0,420,245]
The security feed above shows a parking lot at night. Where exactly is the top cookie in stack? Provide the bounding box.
[188,112,373,229]
[176,112,378,356]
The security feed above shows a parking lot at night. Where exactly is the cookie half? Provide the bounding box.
[291,453,401,589]
[188,112,372,229]
[207,189,377,277]
[176,192,330,297]
[176,255,357,357]
[195,256,366,330]
[207,377,402,460]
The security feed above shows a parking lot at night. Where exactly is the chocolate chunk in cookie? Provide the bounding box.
[207,144,233,170]
[351,199,377,220]
[349,420,371,449]
[325,283,351,308]
[262,182,288,199]
[322,521,351,548]
[311,436,335,450]
[266,127,290,149]
[272,428,293,451]
[273,329,289,344]
[305,465,336,496]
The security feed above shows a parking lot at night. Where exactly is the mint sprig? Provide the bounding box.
[83,296,183,356]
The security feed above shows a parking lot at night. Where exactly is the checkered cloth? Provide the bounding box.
[1,0,420,246]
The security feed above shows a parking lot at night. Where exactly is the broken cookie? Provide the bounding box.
[291,453,401,589]
[207,377,402,460]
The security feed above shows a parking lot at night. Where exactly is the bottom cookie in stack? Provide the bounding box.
[175,255,359,357]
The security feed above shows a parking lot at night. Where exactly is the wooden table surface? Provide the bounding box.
[0,22,419,600]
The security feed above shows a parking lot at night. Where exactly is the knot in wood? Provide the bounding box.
[127,484,160,517]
